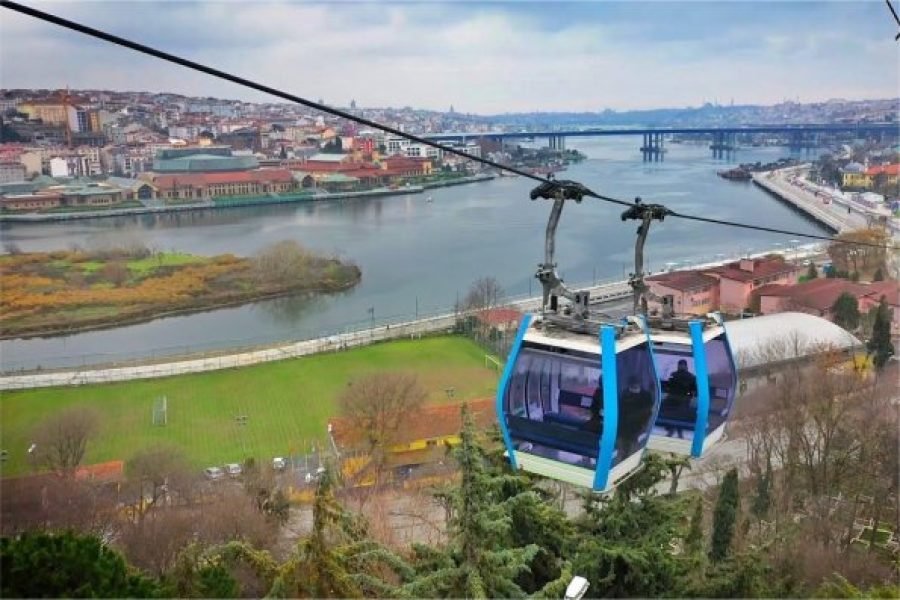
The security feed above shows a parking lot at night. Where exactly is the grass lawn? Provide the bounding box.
[126,252,206,276]
[0,336,499,477]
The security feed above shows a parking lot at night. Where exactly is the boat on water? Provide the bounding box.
[717,168,752,181]
[426,196,433,203]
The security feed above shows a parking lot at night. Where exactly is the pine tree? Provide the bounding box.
[873,267,884,281]
[0,531,161,598]
[571,454,687,597]
[867,296,895,370]
[832,292,861,331]
[686,496,705,555]
[403,405,539,598]
[710,468,740,562]
[806,261,818,279]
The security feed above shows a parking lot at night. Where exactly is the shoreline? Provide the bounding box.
[0,276,360,341]
[0,174,496,223]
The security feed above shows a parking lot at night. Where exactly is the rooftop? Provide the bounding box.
[725,312,861,370]
[706,256,799,283]
[648,270,719,292]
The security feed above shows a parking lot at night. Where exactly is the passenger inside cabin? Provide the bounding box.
[667,359,697,400]
[617,375,655,458]
[582,377,604,434]
[663,359,697,436]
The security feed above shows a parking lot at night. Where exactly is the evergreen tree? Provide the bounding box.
[1,531,161,598]
[710,468,740,562]
[404,405,539,598]
[685,496,705,555]
[867,296,895,370]
[751,459,772,523]
[271,466,410,598]
[806,261,818,279]
[832,292,861,331]
[571,454,687,597]
[873,267,884,281]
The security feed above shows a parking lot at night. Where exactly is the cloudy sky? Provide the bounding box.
[1,1,897,114]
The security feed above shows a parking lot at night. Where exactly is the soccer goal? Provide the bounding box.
[484,354,502,371]
[152,396,168,426]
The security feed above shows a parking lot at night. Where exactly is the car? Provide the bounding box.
[225,463,242,477]
[204,466,225,480]
[272,457,286,471]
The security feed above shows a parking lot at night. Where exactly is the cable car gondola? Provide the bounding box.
[646,312,738,457]
[622,200,739,458]
[496,182,661,493]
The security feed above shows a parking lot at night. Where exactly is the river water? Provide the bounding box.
[0,139,827,372]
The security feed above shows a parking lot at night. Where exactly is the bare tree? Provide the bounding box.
[338,372,427,483]
[462,276,504,312]
[123,446,196,525]
[252,240,314,284]
[99,260,130,286]
[31,407,99,476]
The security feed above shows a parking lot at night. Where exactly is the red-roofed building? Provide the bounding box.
[647,271,720,315]
[140,168,296,201]
[381,156,432,177]
[646,255,802,316]
[757,278,899,334]
[707,256,802,313]
[473,307,523,331]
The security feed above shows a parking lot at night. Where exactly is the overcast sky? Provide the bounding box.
[1,1,897,114]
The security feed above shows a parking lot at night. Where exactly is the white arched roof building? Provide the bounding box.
[723,312,861,371]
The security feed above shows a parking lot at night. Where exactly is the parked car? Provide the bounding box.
[225,463,242,477]
[272,457,286,471]
[204,466,225,480]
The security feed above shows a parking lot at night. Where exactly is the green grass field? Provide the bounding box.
[0,336,499,477]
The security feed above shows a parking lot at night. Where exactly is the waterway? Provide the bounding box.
[0,139,827,372]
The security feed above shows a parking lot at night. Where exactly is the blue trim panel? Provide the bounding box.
[496,314,532,470]
[594,325,618,491]
[689,321,711,457]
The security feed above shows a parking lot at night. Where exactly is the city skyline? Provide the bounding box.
[1,1,897,114]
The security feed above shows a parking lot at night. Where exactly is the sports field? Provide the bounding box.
[0,336,499,477]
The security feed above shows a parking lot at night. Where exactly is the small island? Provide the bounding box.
[0,241,361,339]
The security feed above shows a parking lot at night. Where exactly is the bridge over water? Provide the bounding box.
[423,123,898,161]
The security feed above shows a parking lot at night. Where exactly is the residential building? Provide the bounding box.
[757,278,899,335]
[840,162,868,189]
[0,162,26,184]
[647,255,802,316]
[707,256,802,314]
[647,271,720,315]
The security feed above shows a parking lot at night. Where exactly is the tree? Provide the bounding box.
[322,137,343,153]
[572,454,688,597]
[710,468,739,562]
[242,457,290,524]
[462,276,504,312]
[252,240,313,284]
[867,296,895,370]
[751,458,772,523]
[806,261,818,279]
[31,406,99,476]
[1,531,161,598]
[272,466,411,597]
[827,229,890,279]
[872,267,884,281]
[338,373,426,484]
[404,405,539,598]
[685,496,705,555]
[831,292,860,331]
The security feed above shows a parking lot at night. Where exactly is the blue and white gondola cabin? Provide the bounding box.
[647,314,738,457]
[496,314,661,493]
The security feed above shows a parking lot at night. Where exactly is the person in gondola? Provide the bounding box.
[665,359,697,437]
[617,375,655,458]
[583,376,604,435]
